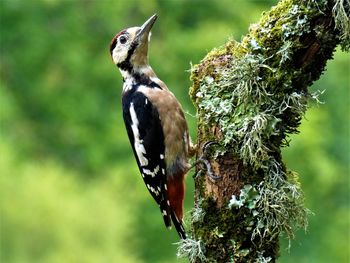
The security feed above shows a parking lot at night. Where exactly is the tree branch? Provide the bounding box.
[177,0,349,262]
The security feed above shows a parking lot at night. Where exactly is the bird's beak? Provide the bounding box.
[136,14,157,42]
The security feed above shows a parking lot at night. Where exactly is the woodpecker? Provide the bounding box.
[110,14,192,239]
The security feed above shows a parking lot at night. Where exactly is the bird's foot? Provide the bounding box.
[192,141,221,182]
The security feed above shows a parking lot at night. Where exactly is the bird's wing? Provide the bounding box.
[122,91,172,227]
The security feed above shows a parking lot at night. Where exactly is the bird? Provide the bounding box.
[109,14,193,239]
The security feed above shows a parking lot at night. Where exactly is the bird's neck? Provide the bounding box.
[121,64,160,93]
[120,64,156,82]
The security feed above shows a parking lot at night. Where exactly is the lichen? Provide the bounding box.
[191,0,336,163]
[251,160,310,243]
[176,238,206,263]
[191,198,205,223]
[255,251,273,263]
[185,0,347,262]
[332,0,350,50]
[228,184,260,209]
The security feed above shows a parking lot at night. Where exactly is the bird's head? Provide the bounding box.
[110,14,157,73]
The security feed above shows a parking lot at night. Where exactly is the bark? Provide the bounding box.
[177,0,349,262]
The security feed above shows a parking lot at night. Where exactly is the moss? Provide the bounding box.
[189,42,238,103]
[182,196,280,262]
[190,0,341,170]
[184,0,348,262]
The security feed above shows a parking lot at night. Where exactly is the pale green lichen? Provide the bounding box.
[332,0,350,50]
[191,198,205,223]
[251,160,310,243]
[194,49,315,169]
[229,184,260,209]
[227,160,309,248]
[255,251,272,263]
[176,238,206,263]
[213,227,225,238]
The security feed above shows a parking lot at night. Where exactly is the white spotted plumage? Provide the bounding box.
[143,165,161,178]
[129,103,148,166]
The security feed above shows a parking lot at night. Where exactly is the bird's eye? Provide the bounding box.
[119,36,127,44]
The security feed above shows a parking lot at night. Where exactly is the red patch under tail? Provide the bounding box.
[167,173,185,221]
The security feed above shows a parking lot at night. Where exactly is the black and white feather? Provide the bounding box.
[122,88,172,228]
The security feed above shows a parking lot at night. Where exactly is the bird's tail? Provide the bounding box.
[159,199,172,229]
[170,210,186,239]
[159,199,186,239]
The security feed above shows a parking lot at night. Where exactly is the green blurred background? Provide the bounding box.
[0,0,349,262]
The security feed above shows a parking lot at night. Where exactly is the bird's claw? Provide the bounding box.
[192,141,221,182]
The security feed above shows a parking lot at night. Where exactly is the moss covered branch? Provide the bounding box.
[177,0,349,262]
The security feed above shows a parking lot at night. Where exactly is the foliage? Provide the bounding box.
[0,0,349,262]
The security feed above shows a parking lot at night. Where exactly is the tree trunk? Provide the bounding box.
[177,0,349,262]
